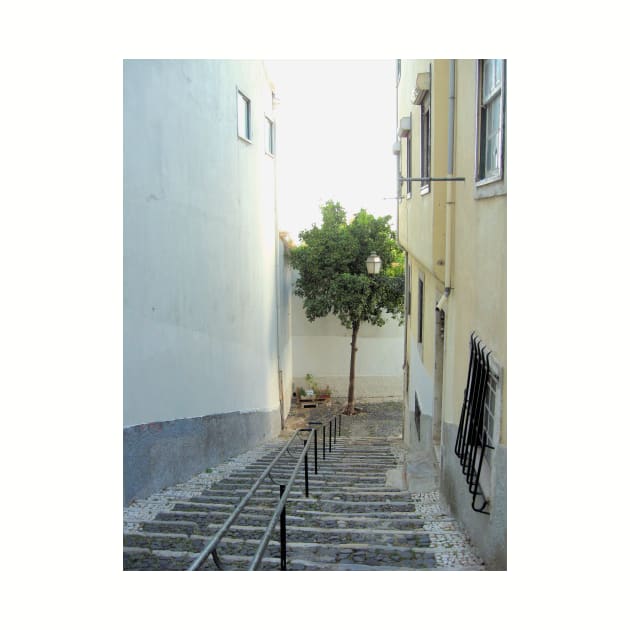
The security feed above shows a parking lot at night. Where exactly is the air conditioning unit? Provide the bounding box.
[397,116,411,138]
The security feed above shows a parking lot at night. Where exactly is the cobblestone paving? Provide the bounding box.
[123,401,484,570]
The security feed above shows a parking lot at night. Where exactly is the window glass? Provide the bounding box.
[485,98,501,172]
[417,277,424,344]
[420,96,430,191]
[265,117,274,154]
[477,60,504,182]
[237,91,251,140]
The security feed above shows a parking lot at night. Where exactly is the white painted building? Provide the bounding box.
[123,60,292,504]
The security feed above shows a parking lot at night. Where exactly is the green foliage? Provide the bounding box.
[305,373,331,396]
[289,200,404,330]
[305,373,318,390]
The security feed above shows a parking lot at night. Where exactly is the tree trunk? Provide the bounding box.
[345,321,360,415]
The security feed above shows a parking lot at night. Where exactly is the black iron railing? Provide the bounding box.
[188,408,343,571]
[455,333,495,515]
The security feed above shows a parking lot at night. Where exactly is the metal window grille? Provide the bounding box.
[454,333,496,514]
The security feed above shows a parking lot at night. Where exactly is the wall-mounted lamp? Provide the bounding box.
[366,252,382,275]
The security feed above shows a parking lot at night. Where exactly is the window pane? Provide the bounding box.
[485,132,498,173]
[238,92,250,139]
[483,60,494,99]
[421,106,430,180]
[483,59,502,101]
[485,97,501,173]
[265,118,273,153]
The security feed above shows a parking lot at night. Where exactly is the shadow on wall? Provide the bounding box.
[123,408,281,505]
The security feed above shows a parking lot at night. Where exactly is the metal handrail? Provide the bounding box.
[248,428,315,570]
[187,406,343,571]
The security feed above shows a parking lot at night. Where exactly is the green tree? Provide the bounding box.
[289,200,404,414]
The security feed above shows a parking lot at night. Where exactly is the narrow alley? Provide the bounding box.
[123,402,484,570]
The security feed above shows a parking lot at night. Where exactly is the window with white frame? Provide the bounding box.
[476,59,505,183]
[265,116,275,155]
[237,90,252,141]
[420,93,431,194]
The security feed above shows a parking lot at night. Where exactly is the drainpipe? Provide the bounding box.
[271,81,284,430]
[440,60,456,312]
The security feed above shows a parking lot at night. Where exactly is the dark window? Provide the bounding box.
[418,277,424,344]
[406,263,411,316]
[414,394,422,441]
[406,125,412,197]
[420,94,430,193]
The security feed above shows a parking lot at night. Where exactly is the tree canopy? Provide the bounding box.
[289,200,404,413]
[290,200,404,329]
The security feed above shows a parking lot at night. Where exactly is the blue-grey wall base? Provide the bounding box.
[440,422,507,570]
[124,409,281,505]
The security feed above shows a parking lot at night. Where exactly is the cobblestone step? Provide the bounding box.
[124,535,437,570]
[126,524,433,550]
[149,509,432,531]
[124,402,485,571]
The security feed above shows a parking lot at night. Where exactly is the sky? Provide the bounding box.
[265,60,397,242]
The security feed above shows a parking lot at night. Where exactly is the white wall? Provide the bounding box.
[124,60,287,427]
[291,282,404,399]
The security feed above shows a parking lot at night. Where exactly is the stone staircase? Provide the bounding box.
[123,403,484,570]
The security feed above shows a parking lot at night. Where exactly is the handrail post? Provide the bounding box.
[333,416,337,444]
[279,484,287,570]
[329,419,332,452]
[338,414,342,436]
[314,429,318,474]
[303,439,309,497]
[322,425,326,460]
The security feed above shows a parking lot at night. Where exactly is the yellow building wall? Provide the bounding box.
[440,60,507,446]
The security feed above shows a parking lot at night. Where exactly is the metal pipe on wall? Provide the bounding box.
[444,60,456,301]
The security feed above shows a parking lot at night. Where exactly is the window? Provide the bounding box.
[406,117,412,197]
[420,93,431,194]
[407,267,412,316]
[237,90,251,141]
[483,368,500,455]
[417,276,424,344]
[476,59,505,183]
[265,116,275,155]
[479,364,501,497]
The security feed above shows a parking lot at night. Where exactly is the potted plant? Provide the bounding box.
[316,384,331,400]
[298,384,315,402]
[305,374,331,401]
